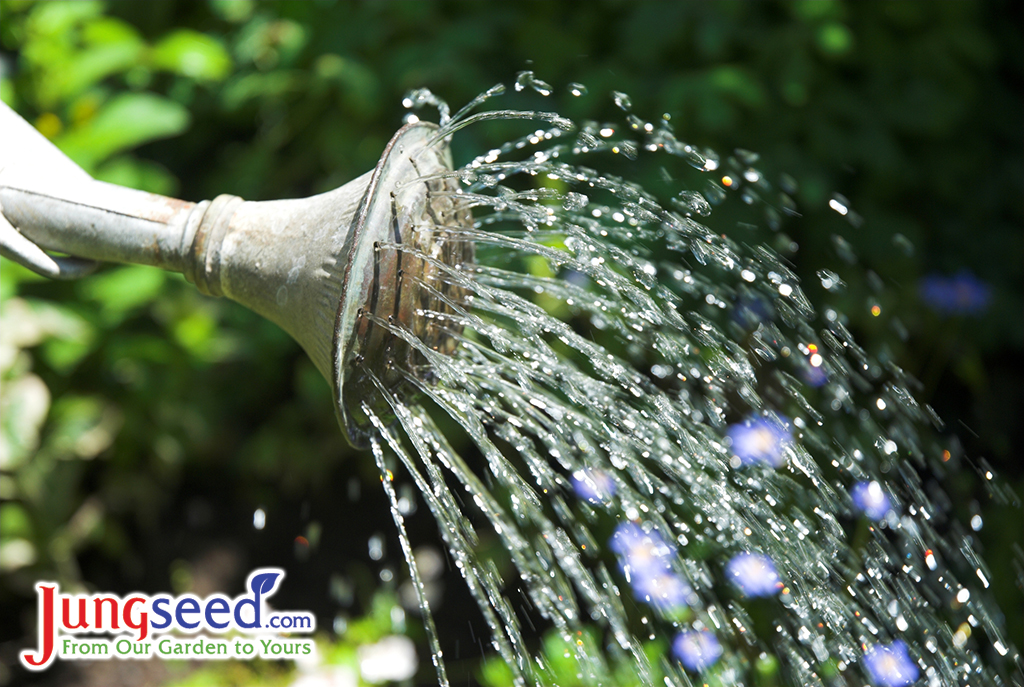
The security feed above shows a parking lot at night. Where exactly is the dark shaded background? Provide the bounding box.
[1,1,1021,685]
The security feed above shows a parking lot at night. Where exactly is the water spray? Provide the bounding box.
[3,85,1018,687]
[0,102,472,447]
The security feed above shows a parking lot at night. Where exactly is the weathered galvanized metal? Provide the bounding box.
[0,103,472,447]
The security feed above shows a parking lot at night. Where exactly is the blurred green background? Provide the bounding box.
[1,1,1021,685]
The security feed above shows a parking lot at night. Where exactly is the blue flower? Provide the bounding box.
[610,523,675,576]
[800,363,828,388]
[863,641,919,687]
[672,630,723,672]
[732,295,773,330]
[610,523,689,610]
[726,552,781,598]
[630,570,692,611]
[919,271,991,317]
[571,468,616,504]
[851,481,894,521]
[726,413,792,467]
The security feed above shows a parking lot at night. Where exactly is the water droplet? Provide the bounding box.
[829,193,850,216]
[550,115,575,131]
[568,82,588,97]
[779,173,798,195]
[402,87,451,124]
[672,191,712,217]
[778,193,800,217]
[683,146,708,170]
[563,192,589,211]
[515,70,553,96]
[703,181,727,205]
[735,148,760,164]
[617,141,638,160]
[817,269,845,292]
[701,148,721,171]
[892,233,915,256]
[831,234,857,264]
[576,131,599,149]
[611,90,633,111]
[368,533,385,561]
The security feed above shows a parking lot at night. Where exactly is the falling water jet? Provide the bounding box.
[391,83,1019,686]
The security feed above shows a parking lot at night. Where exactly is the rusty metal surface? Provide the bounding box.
[0,182,199,273]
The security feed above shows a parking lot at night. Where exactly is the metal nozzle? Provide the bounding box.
[0,103,473,448]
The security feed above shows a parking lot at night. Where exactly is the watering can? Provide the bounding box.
[0,102,473,447]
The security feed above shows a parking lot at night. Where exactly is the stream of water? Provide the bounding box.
[351,76,1016,686]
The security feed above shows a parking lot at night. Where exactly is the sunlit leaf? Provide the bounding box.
[44,18,145,103]
[54,93,190,170]
[94,154,179,196]
[78,265,167,324]
[151,30,232,81]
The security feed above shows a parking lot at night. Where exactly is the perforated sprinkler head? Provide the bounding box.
[333,124,474,446]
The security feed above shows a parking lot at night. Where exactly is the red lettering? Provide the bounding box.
[93,597,120,631]
[20,584,55,670]
[122,597,148,641]
[61,597,89,630]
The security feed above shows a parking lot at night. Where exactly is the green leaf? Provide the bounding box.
[0,503,33,540]
[54,39,144,103]
[817,22,854,57]
[220,71,302,110]
[151,30,231,81]
[44,394,122,460]
[0,256,48,302]
[54,92,190,170]
[208,0,254,23]
[94,154,179,196]
[709,66,766,108]
[42,17,146,103]
[39,306,97,374]
[78,265,167,324]
[478,656,515,687]
[25,0,104,37]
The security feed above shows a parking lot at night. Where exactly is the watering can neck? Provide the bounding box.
[0,155,371,382]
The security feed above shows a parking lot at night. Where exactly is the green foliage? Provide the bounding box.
[0,1,1020,684]
[54,92,190,169]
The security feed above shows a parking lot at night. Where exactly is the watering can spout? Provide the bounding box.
[0,103,473,447]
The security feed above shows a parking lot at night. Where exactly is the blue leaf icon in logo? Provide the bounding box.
[250,572,280,597]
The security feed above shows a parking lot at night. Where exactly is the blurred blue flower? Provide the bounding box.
[672,630,723,672]
[796,358,829,387]
[796,348,829,387]
[727,552,781,598]
[610,522,675,575]
[571,468,616,504]
[851,480,894,520]
[733,294,773,330]
[611,523,688,610]
[631,569,692,611]
[726,413,791,467]
[863,640,919,687]
[918,271,991,316]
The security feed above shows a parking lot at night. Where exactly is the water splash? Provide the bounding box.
[370,80,1017,686]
